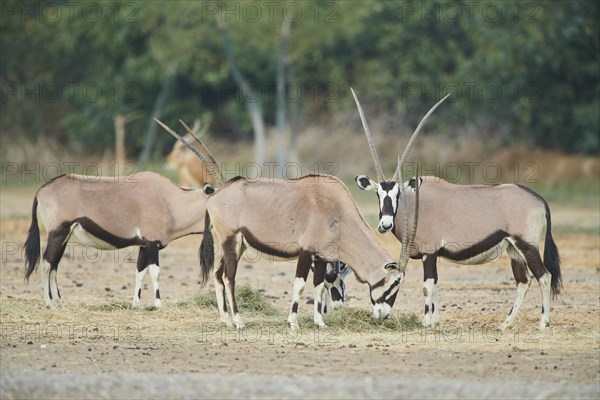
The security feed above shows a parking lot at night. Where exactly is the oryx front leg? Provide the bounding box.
[145,241,163,308]
[287,253,311,330]
[422,255,439,327]
[313,258,327,328]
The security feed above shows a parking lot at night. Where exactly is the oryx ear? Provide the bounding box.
[203,184,215,195]
[355,175,377,191]
[384,262,398,271]
[405,177,424,192]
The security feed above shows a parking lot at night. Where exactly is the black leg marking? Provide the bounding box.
[137,247,148,272]
[423,254,438,283]
[291,302,298,313]
[510,254,529,284]
[138,288,142,300]
[425,304,430,314]
[514,238,547,280]
[155,289,160,299]
[431,303,435,313]
[330,287,342,302]
[508,306,514,316]
[541,306,545,314]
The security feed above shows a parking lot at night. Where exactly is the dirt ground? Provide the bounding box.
[1,185,599,399]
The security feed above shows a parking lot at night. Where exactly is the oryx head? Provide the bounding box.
[370,262,402,321]
[351,88,450,270]
[155,118,225,188]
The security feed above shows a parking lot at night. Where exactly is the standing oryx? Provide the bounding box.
[24,171,211,308]
[156,119,407,330]
[351,89,562,330]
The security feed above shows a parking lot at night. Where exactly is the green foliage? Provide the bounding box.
[1,0,598,156]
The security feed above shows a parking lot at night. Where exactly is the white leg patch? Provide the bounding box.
[313,282,326,328]
[148,264,162,308]
[422,278,435,327]
[287,277,306,330]
[133,268,148,307]
[538,273,551,330]
[431,282,440,325]
[499,279,532,331]
[41,261,52,307]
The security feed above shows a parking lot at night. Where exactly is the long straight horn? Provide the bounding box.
[351,88,386,182]
[179,119,225,184]
[154,118,224,186]
[392,93,451,182]
[399,166,420,272]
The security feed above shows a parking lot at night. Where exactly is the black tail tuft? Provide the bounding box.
[543,202,562,298]
[24,197,41,282]
[199,210,215,288]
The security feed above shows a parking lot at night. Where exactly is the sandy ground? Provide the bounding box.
[1,185,599,399]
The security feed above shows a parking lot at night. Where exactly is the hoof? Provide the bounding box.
[288,321,300,331]
[153,299,163,309]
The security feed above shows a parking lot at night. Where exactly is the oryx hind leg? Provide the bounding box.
[422,254,439,327]
[508,238,551,330]
[499,243,532,330]
[287,252,311,330]
[222,236,244,330]
[42,224,72,308]
[312,257,327,328]
[214,258,232,327]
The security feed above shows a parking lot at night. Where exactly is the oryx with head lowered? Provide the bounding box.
[351,89,562,330]
[156,119,407,330]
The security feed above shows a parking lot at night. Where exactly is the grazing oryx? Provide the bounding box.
[351,89,562,330]
[156,119,406,330]
[24,171,211,308]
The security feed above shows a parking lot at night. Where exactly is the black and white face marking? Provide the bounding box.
[355,175,400,233]
[370,266,403,321]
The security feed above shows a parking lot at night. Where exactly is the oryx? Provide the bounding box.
[156,119,407,330]
[351,89,562,330]
[24,171,210,308]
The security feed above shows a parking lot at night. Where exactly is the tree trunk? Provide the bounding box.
[216,17,266,167]
[275,14,292,175]
[138,62,177,170]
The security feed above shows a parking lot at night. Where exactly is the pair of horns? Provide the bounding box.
[351,88,450,271]
[155,118,225,186]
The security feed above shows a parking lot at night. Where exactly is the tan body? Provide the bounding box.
[394,178,547,261]
[202,175,402,329]
[165,140,217,188]
[24,171,208,308]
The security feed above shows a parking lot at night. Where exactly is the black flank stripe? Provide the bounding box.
[73,217,145,248]
[240,228,300,258]
[438,230,509,262]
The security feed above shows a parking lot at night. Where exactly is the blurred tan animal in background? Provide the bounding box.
[164,117,217,188]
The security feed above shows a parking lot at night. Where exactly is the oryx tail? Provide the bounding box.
[25,196,41,282]
[543,202,562,298]
[199,210,214,288]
